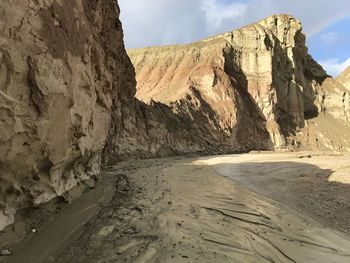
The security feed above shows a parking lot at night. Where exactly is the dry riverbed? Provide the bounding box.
[1,152,350,262]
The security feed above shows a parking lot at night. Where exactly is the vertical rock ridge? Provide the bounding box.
[128,14,350,151]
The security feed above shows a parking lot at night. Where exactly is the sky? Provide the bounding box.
[119,0,350,77]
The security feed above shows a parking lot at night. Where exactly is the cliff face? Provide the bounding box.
[1,0,265,231]
[0,0,136,229]
[105,62,272,163]
[1,2,350,232]
[128,15,350,151]
[337,66,350,89]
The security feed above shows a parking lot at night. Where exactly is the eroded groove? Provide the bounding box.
[202,237,250,254]
[201,206,281,231]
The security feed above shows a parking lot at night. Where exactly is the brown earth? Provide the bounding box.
[1,152,350,262]
[0,0,136,230]
[0,0,257,231]
[1,0,350,259]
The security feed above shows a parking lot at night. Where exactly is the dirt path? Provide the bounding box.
[1,153,350,262]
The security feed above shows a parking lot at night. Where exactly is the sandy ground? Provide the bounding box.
[1,152,350,262]
[201,151,350,234]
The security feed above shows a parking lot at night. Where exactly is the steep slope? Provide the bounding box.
[0,0,136,230]
[0,0,270,232]
[129,15,350,150]
[1,3,350,234]
[0,0,268,232]
[337,66,350,89]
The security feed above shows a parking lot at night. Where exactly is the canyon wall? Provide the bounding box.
[0,0,270,231]
[128,15,350,151]
[1,2,350,231]
[0,0,136,229]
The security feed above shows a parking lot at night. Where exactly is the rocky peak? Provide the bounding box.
[128,14,350,150]
[258,14,303,45]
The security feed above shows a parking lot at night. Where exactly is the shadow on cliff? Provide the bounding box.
[2,157,350,262]
[223,48,275,150]
[106,30,331,161]
[270,34,328,139]
[105,65,274,163]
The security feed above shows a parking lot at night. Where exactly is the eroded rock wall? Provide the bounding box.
[0,0,135,229]
[105,88,271,164]
[1,4,350,232]
[128,15,350,151]
[0,0,272,231]
[337,66,350,89]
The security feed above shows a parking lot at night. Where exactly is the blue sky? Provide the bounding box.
[309,17,350,76]
[119,0,350,76]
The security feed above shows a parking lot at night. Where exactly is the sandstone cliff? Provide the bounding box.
[0,0,270,231]
[337,66,350,89]
[0,0,137,230]
[128,15,350,151]
[1,2,350,233]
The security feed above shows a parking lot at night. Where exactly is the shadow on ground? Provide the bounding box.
[1,155,350,263]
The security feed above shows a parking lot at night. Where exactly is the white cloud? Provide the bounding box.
[119,0,208,48]
[201,0,247,31]
[119,0,350,48]
[319,57,350,77]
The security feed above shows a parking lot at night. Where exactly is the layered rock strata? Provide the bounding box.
[1,2,350,233]
[129,15,350,150]
[0,0,270,231]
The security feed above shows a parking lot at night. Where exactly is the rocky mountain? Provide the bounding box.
[0,0,268,231]
[129,14,350,152]
[337,66,350,89]
[0,1,349,232]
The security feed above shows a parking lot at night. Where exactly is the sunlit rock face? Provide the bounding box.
[129,14,350,150]
[1,2,350,232]
[337,66,350,90]
[0,0,268,231]
[0,0,136,229]
[0,0,269,230]
[336,66,350,122]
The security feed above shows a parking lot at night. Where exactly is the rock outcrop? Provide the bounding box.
[128,14,350,151]
[0,0,269,231]
[0,0,136,230]
[337,66,350,89]
[1,2,350,233]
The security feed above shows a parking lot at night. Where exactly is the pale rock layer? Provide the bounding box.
[128,15,350,151]
[337,66,350,89]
